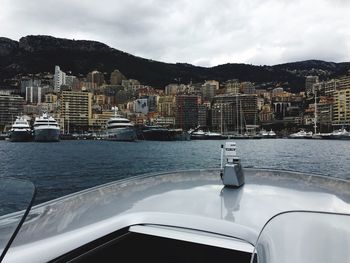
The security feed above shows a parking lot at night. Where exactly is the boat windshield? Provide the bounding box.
[0,177,36,262]
[250,211,350,263]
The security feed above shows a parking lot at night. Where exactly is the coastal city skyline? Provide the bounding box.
[1,1,350,140]
[1,58,350,140]
[1,0,350,66]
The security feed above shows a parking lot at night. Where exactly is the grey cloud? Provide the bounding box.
[1,0,350,66]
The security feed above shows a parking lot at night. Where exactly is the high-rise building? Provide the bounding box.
[87,71,105,87]
[20,78,41,95]
[110,70,126,85]
[175,95,199,130]
[333,88,350,126]
[0,95,24,131]
[165,84,187,95]
[211,94,258,134]
[54,66,66,92]
[317,96,333,131]
[201,83,215,102]
[198,105,208,127]
[26,86,42,104]
[241,82,255,94]
[147,95,158,112]
[65,75,77,88]
[305,76,319,97]
[337,74,350,90]
[204,80,219,90]
[134,98,149,114]
[158,96,176,117]
[122,79,141,92]
[44,93,58,103]
[259,104,274,124]
[313,78,340,97]
[60,91,93,132]
[225,79,240,94]
[324,79,339,96]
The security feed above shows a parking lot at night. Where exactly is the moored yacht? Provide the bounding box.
[33,113,60,142]
[189,127,226,140]
[8,116,32,142]
[106,107,137,141]
[288,129,312,139]
[258,129,269,138]
[141,125,173,141]
[329,127,350,140]
[189,129,207,139]
[258,129,276,138]
[267,129,276,138]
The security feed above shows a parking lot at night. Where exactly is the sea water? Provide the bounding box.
[1,139,349,204]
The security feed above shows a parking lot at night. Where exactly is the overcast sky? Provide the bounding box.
[1,0,350,66]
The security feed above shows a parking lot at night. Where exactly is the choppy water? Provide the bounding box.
[1,139,350,205]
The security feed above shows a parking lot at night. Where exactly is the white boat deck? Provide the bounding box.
[3,169,350,262]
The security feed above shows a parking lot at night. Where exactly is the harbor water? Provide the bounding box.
[1,139,350,205]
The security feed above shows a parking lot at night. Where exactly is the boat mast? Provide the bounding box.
[66,102,70,134]
[240,100,243,135]
[236,95,239,134]
[314,88,317,134]
[220,103,223,135]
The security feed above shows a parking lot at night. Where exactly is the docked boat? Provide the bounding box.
[288,129,313,139]
[189,128,226,140]
[206,131,227,139]
[258,129,269,138]
[106,107,137,142]
[258,129,276,139]
[329,127,350,140]
[0,142,349,263]
[169,128,191,141]
[267,129,276,138]
[8,116,32,142]
[189,129,207,139]
[141,125,173,141]
[33,113,60,142]
[228,133,250,139]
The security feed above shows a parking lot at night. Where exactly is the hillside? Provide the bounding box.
[1,35,349,91]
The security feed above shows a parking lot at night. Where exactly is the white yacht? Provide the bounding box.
[189,126,226,140]
[106,107,137,141]
[0,142,349,263]
[288,129,312,139]
[190,129,225,140]
[8,116,32,142]
[267,129,276,138]
[33,113,60,142]
[258,129,269,138]
[329,127,350,140]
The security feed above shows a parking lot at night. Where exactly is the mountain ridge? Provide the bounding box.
[1,35,350,91]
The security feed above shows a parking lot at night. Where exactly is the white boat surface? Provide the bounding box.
[329,127,350,140]
[258,129,268,138]
[8,116,32,142]
[190,129,226,140]
[267,129,276,138]
[259,129,276,139]
[33,113,60,142]
[288,129,313,139]
[105,107,137,142]
[0,143,349,263]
